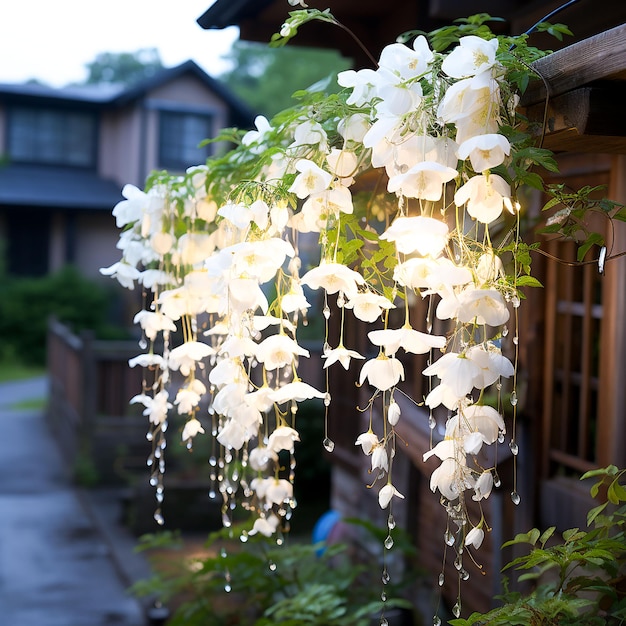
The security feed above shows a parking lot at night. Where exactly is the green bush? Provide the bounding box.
[0,265,127,365]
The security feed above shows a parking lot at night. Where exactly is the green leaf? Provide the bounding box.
[516,275,543,288]
[577,232,604,262]
[587,503,608,526]
[539,526,556,547]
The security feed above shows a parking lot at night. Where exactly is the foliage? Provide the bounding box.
[450,466,626,626]
[219,40,352,117]
[0,265,127,365]
[82,48,163,85]
[132,520,416,626]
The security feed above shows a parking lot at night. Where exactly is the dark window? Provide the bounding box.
[159,110,212,170]
[8,107,96,167]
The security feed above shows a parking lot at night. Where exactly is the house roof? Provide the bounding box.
[0,164,123,210]
[0,60,255,128]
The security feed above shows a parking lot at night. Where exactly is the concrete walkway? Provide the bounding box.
[0,377,148,626]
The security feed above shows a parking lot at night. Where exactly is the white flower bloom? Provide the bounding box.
[441,35,499,79]
[289,159,333,199]
[345,292,395,323]
[387,401,401,426]
[130,390,171,425]
[326,149,358,183]
[281,283,311,314]
[355,431,379,455]
[150,231,174,255]
[424,382,469,411]
[249,514,280,537]
[182,418,205,441]
[300,262,365,297]
[323,344,365,370]
[99,261,141,289]
[217,418,247,450]
[248,446,278,472]
[476,251,505,284]
[265,479,294,505]
[423,352,482,398]
[270,381,325,404]
[244,386,275,413]
[255,334,310,370]
[458,134,511,172]
[473,471,494,501]
[387,161,458,201]
[378,35,434,81]
[337,68,379,107]
[242,115,272,150]
[267,426,300,453]
[175,379,207,414]
[291,120,327,150]
[454,173,512,224]
[133,310,177,341]
[465,526,485,549]
[128,353,166,369]
[450,404,505,446]
[456,288,510,326]
[368,326,446,356]
[378,483,405,509]
[380,216,449,257]
[371,446,389,472]
[169,341,214,376]
[337,113,370,142]
[359,356,405,391]
[176,233,215,266]
[467,343,514,388]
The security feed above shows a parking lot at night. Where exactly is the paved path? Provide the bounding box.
[0,377,147,626]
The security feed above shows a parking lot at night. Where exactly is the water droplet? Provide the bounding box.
[382,568,390,585]
[510,391,518,406]
[454,556,463,570]
[224,584,232,593]
[381,591,387,602]
[323,306,331,319]
[444,529,455,546]
[509,440,519,455]
[337,294,345,308]
[209,489,216,499]
[380,618,389,626]
[428,416,436,430]
[512,335,519,345]
[240,532,248,543]
[150,476,158,487]
[452,602,461,618]
[502,326,509,337]
[461,569,470,581]
[498,432,505,444]
[138,338,148,350]
[433,616,441,626]
[496,382,502,391]
[323,436,334,452]
[209,456,217,467]
[438,573,445,587]
[384,535,394,550]
[220,548,227,558]
[324,392,331,407]
[146,432,153,442]
[387,514,396,530]
[512,296,520,308]
[494,472,501,488]
[269,560,277,572]
[511,491,521,505]
[153,510,165,526]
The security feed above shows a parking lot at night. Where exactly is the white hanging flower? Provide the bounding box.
[387,401,401,426]
[128,353,166,369]
[326,149,358,184]
[359,355,405,391]
[380,215,449,257]
[345,292,395,323]
[465,526,485,549]
[300,262,365,297]
[265,479,294,505]
[323,344,365,370]
[168,341,215,376]
[473,471,494,501]
[270,381,325,404]
[133,310,177,341]
[242,115,272,150]
[456,287,510,326]
[289,159,333,199]
[99,262,141,289]
[441,35,499,79]
[371,446,389,472]
[337,68,379,107]
[249,514,281,537]
[216,419,247,450]
[387,161,458,201]
[378,35,434,81]
[175,379,207,414]
[130,390,171,425]
[248,446,278,472]
[458,134,511,172]
[422,352,482,398]
[467,343,514,388]
[181,418,205,441]
[255,334,310,370]
[355,431,379,455]
[454,173,512,224]
[368,326,446,357]
[267,426,300,453]
[378,483,405,509]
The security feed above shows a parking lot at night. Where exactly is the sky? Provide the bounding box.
[0,0,240,87]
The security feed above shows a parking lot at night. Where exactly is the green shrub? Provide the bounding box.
[0,265,127,365]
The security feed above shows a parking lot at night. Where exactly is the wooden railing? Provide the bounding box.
[46,317,145,483]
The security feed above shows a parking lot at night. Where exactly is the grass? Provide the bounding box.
[0,360,45,383]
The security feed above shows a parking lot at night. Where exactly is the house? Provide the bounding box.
[198,0,626,616]
[0,61,254,279]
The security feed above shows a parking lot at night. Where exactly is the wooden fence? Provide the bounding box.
[46,317,146,484]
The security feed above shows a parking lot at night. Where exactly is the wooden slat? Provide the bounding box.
[522,23,626,105]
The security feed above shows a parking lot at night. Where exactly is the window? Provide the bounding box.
[159,110,213,170]
[8,106,96,167]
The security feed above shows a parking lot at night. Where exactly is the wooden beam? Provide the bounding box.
[524,84,626,153]
[522,23,626,106]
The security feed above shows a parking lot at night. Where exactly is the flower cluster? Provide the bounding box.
[102,11,550,616]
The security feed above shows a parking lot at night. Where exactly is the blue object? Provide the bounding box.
[312,510,341,555]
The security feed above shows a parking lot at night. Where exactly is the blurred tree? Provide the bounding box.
[83,48,164,85]
[219,41,352,117]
